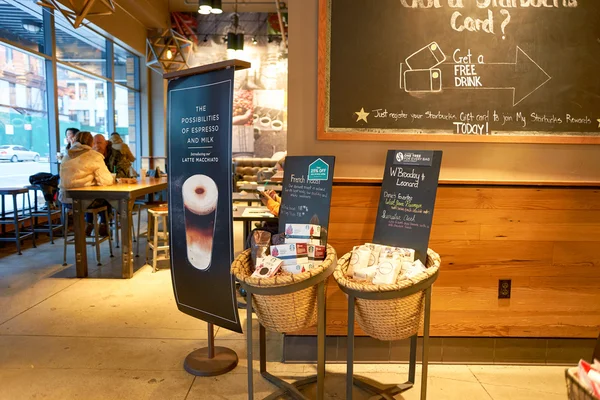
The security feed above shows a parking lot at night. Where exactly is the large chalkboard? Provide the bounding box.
[318,0,600,143]
[373,150,443,264]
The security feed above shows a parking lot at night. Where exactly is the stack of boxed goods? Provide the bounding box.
[569,359,600,398]
[250,224,327,279]
[347,243,428,285]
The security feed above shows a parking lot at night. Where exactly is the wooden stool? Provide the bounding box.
[134,200,167,257]
[0,187,36,255]
[63,204,114,266]
[145,205,169,273]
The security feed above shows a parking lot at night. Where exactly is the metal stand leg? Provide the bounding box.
[248,282,327,400]
[421,287,432,400]
[347,294,355,400]
[316,280,326,400]
[347,297,415,399]
[183,322,238,377]
[247,290,254,400]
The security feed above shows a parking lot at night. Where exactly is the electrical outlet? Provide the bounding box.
[498,279,511,299]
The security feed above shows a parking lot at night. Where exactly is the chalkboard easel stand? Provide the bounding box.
[340,270,439,400]
[239,262,334,400]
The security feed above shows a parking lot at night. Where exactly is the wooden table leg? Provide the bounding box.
[73,199,88,278]
[120,198,133,278]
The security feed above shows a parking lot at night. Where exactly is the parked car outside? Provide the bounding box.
[0,145,41,162]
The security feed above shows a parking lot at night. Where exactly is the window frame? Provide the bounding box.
[0,0,142,178]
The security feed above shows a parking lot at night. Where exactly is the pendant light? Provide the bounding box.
[199,0,212,12]
[146,29,193,74]
[211,0,223,14]
[38,0,115,29]
[224,0,244,52]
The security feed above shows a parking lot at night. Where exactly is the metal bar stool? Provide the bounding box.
[145,205,169,272]
[0,187,36,255]
[26,185,63,244]
[62,203,113,266]
[111,211,136,249]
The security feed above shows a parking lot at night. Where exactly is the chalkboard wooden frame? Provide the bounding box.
[317,0,600,145]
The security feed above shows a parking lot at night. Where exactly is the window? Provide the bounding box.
[115,85,139,162]
[0,41,49,213]
[55,12,107,77]
[79,83,88,101]
[95,83,104,99]
[0,0,142,212]
[0,1,45,54]
[57,66,107,135]
[114,45,139,89]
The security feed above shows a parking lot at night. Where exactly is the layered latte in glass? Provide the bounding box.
[182,174,218,270]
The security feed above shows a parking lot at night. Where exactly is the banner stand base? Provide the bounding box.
[183,323,238,377]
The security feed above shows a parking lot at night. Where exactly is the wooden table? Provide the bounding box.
[232,192,259,206]
[66,177,168,278]
[232,206,278,249]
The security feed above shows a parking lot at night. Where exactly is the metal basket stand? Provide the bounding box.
[239,260,335,400]
[340,269,439,400]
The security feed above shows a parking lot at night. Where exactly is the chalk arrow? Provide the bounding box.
[441,46,551,107]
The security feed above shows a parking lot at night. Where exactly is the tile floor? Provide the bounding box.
[0,222,570,400]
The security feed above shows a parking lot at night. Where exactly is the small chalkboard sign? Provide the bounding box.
[373,150,443,264]
[278,156,336,243]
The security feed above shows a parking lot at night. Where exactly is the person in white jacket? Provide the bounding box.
[59,131,114,236]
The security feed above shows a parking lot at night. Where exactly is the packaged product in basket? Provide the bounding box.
[347,245,372,276]
[282,263,307,274]
[353,265,378,281]
[365,243,383,267]
[398,248,415,262]
[373,257,403,285]
[272,233,286,245]
[286,237,321,245]
[402,259,428,280]
[251,256,283,278]
[270,243,308,265]
[308,244,326,261]
[577,359,600,396]
[304,262,316,271]
[250,230,271,270]
[284,224,321,244]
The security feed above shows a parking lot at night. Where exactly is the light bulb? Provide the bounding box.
[166,49,173,60]
[198,7,210,14]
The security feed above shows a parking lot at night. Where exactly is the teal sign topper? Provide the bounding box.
[308,158,329,181]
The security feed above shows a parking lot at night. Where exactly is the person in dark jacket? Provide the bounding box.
[93,134,128,178]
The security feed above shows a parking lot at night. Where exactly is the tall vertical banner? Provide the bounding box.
[373,150,443,264]
[167,67,242,333]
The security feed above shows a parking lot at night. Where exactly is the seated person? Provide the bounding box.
[59,131,114,237]
[93,134,129,178]
[110,132,136,175]
[260,189,281,217]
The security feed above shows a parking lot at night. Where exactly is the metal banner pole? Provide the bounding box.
[183,323,238,377]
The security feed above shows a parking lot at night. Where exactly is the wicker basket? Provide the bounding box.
[232,245,337,334]
[566,368,600,400]
[333,248,441,341]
